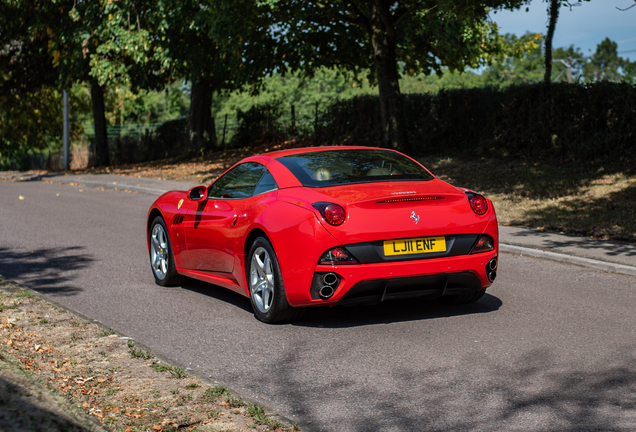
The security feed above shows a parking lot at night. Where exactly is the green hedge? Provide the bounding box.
[320,82,636,160]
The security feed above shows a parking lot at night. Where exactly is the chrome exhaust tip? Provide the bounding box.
[487,258,497,282]
[322,272,338,286]
[318,285,335,299]
[488,270,497,283]
[488,258,498,271]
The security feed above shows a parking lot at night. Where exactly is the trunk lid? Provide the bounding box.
[278,180,490,245]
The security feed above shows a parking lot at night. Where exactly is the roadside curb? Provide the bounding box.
[0,173,190,196]
[500,244,636,277]
[54,178,170,196]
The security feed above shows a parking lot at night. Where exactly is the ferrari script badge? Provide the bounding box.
[410,211,420,224]
[178,199,184,209]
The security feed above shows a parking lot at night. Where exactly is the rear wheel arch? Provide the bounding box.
[244,228,269,257]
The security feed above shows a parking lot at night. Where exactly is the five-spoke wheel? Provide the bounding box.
[150,222,169,280]
[148,216,183,286]
[247,237,304,323]
[249,246,275,314]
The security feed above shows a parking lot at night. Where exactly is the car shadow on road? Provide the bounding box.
[179,279,254,314]
[0,247,93,296]
[176,278,502,327]
[297,293,502,328]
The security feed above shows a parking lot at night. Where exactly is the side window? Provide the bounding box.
[252,170,278,196]
[207,162,266,199]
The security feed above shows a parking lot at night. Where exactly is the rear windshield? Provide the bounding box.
[277,149,434,187]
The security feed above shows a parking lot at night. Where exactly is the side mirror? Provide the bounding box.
[187,185,208,201]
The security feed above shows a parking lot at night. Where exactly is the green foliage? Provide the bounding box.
[214,68,376,118]
[247,404,270,425]
[16,289,35,298]
[227,396,244,408]
[203,386,228,401]
[103,82,189,126]
[584,38,631,83]
[231,102,286,147]
[0,85,89,169]
[129,345,154,359]
[169,367,186,379]
[266,0,532,78]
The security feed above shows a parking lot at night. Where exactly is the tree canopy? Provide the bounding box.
[262,0,535,150]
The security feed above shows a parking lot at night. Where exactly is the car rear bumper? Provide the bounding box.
[287,251,497,307]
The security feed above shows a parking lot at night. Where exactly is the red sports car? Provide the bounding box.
[147,147,498,323]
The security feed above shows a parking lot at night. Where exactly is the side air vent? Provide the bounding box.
[172,215,184,225]
[377,196,446,204]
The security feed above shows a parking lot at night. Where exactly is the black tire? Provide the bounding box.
[246,237,304,323]
[149,216,184,287]
[443,288,486,305]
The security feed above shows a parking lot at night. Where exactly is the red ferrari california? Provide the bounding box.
[147,147,498,323]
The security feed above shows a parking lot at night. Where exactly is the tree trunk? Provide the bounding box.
[90,81,109,167]
[544,0,560,85]
[188,79,217,153]
[368,2,408,150]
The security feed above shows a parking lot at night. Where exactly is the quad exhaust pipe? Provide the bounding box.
[487,258,497,283]
[318,273,338,299]
[318,285,335,299]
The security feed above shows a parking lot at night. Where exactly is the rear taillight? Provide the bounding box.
[471,235,495,254]
[312,202,347,226]
[468,194,488,215]
[319,247,357,265]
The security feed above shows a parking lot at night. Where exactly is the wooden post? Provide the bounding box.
[314,101,319,141]
[221,114,228,151]
[63,89,70,170]
[291,104,296,137]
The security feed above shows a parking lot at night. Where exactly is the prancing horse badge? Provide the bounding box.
[410,211,420,224]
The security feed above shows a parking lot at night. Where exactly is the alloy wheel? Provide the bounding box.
[250,246,275,313]
[150,223,169,280]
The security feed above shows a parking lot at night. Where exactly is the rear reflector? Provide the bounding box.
[319,247,357,265]
[471,235,495,254]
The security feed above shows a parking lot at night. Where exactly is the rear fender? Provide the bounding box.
[233,198,319,297]
[271,215,341,305]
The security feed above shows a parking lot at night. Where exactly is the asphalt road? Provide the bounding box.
[1,180,635,432]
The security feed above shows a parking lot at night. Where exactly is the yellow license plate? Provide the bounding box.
[383,236,446,256]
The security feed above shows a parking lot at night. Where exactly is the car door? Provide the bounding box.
[184,162,267,273]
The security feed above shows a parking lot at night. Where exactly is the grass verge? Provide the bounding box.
[0,279,300,432]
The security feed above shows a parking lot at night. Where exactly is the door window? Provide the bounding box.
[207,162,276,199]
